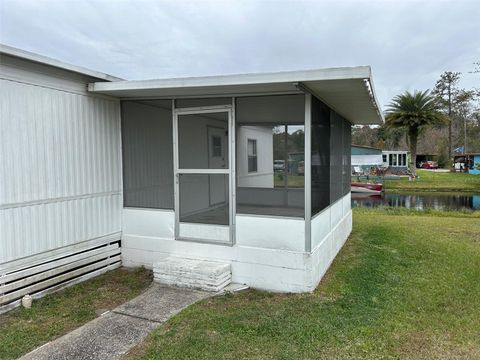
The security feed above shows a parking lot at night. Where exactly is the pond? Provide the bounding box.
[352,192,480,211]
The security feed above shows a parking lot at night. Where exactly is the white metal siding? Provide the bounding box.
[0,76,122,264]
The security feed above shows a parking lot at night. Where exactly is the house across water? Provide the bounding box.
[382,150,409,172]
[454,153,480,174]
[351,145,383,174]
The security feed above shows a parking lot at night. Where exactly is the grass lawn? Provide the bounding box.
[0,267,152,360]
[384,169,480,193]
[274,173,304,188]
[128,208,480,359]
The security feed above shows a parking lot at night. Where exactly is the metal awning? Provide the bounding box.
[88,66,383,125]
[351,154,384,166]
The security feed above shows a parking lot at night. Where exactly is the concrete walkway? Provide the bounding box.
[21,284,210,360]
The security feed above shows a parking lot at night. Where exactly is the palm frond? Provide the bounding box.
[385,90,447,131]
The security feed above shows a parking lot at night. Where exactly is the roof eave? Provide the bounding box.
[88,66,383,125]
[0,44,123,82]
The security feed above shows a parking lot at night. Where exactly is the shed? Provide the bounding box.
[0,44,383,307]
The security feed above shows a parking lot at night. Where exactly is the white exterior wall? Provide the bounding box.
[121,192,352,292]
[309,192,352,288]
[382,150,408,168]
[0,56,122,265]
[236,126,274,188]
[351,154,383,166]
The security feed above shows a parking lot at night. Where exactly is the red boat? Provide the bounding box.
[351,182,383,194]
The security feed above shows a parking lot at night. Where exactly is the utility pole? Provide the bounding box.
[448,82,452,159]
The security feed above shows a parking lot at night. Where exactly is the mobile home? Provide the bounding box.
[351,145,383,174]
[0,45,383,309]
[382,150,409,171]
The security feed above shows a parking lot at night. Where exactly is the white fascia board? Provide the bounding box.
[88,66,372,93]
[0,43,123,82]
[364,72,385,123]
[88,65,383,125]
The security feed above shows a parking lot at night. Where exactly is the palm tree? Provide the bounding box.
[385,90,447,177]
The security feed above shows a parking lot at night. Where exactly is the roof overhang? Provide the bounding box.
[0,44,123,82]
[88,66,384,125]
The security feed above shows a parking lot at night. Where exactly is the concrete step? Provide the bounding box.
[153,257,232,292]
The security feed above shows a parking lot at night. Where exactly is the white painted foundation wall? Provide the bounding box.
[0,54,122,267]
[121,192,352,292]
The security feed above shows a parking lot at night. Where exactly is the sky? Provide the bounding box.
[1,0,479,110]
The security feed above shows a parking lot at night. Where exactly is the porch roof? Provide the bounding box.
[88,66,384,125]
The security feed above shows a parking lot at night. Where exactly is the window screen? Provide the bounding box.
[330,111,343,203]
[179,174,229,225]
[121,100,174,209]
[236,95,305,218]
[311,97,330,215]
[342,117,352,196]
[178,112,228,169]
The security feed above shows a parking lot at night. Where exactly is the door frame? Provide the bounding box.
[172,104,235,245]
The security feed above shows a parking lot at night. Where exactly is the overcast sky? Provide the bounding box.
[1,0,479,109]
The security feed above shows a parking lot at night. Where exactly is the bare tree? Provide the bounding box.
[432,72,461,160]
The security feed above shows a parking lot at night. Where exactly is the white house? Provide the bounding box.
[0,45,383,310]
[382,150,409,170]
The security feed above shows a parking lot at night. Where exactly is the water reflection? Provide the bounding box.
[352,193,480,210]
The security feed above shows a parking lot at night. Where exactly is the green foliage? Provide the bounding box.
[129,209,480,359]
[436,146,450,168]
[385,90,447,134]
[385,90,447,174]
[272,127,304,161]
[432,71,479,156]
[351,124,407,151]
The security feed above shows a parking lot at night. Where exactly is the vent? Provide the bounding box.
[0,234,121,314]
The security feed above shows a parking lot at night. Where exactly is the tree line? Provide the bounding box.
[352,69,480,171]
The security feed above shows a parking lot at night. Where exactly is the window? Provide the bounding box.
[212,136,222,157]
[393,154,398,166]
[389,154,393,166]
[236,94,305,218]
[247,139,257,172]
[383,154,387,162]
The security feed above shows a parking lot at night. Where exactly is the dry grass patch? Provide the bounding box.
[0,267,152,360]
